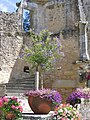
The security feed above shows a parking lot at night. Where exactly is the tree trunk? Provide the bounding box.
[35,71,39,90]
[35,66,39,90]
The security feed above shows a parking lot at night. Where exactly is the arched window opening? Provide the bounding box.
[23,9,30,32]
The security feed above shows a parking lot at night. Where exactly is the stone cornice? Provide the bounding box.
[23,0,65,10]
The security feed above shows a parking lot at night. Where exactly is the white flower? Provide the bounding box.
[64,108,67,113]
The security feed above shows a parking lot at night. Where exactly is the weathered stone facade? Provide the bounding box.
[0,0,90,101]
[26,0,79,33]
[22,0,80,81]
[0,12,23,83]
[23,0,90,99]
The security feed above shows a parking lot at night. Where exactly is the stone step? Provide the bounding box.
[6,89,33,94]
[6,86,35,89]
[6,86,34,90]
[7,80,35,84]
[6,92,26,95]
[22,112,54,120]
[9,77,35,82]
[6,92,25,96]
[6,76,35,96]
[6,82,35,86]
[6,84,35,88]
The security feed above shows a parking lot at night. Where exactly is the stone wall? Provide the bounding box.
[45,1,65,33]
[23,0,80,77]
[28,0,79,34]
[23,0,90,99]
[22,0,82,89]
[83,0,90,21]
[0,12,23,83]
[46,0,79,33]
[82,0,90,54]
[0,0,90,91]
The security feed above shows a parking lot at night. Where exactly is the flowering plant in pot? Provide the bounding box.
[66,87,90,107]
[0,96,23,120]
[52,104,80,120]
[25,88,62,114]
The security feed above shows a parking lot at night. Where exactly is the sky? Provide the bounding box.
[0,0,21,13]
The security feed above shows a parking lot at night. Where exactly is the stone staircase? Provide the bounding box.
[5,76,35,96]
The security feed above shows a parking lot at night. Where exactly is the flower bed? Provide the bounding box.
[52,104,80,120]
[0,96,23,119]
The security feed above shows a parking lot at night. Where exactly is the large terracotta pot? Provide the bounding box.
[28,96,53,114]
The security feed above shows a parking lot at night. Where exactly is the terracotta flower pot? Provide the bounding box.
[6,112,16,120]
[28,96,53,114]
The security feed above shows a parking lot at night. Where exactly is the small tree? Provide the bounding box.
[22,29,63,89]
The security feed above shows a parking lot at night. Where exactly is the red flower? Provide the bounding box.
[0,99,3,107]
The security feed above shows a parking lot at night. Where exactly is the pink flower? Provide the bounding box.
[3,96,8,102]
[52,103,80,119]
[18,106,23,112]
[11,96,17,101]
[11,105,16,109]
[15,106,23,112]
[0,99,3,107]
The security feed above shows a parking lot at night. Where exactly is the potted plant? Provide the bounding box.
[25,88,62,114]
[52,104,81,120]
[21,29,63,89]
[66,90,81,107]
[0,96,23,120]
[66,87,90,107]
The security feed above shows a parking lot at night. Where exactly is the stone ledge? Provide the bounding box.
[22,112,54,120]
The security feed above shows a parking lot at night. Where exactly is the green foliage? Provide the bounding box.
[22,29,63,71]
[0,96,23,120]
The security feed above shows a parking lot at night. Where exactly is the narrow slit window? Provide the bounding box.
[23,9,30,32]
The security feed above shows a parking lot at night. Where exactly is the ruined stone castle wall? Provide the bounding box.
[0,12,23,83]
[45,0,79,33]
[0,0,90,89]
[27,0,90,90]
[22,0,80,84]
[29,0,79,34]
[34,0,80,82]
[0,0,90,102]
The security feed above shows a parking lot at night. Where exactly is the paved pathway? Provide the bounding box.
[17,96,33,113]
